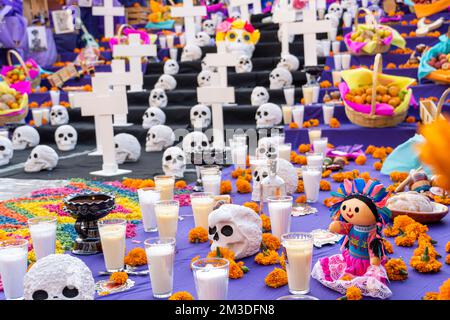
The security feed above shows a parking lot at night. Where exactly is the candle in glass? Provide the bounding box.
[321,40,331,57]
[159,35,167,48]
[28,217,57,260]
[308,128,322,144]
[331,71,342,86]
[32,109,44,127]
[278,143,292,161]
[322,103,335,125]
[192,258,229,300]
[174,23,183,34]
[302,85,314,105]
[155,200,179,238]
[305,152,323,169]
[201,169,221,196]
[301,166,321,203]
[333,53,342,71]
[332,41,340,54]
[267,196,293,239]
[291,105,304,127]
[137,187,161,232]
[166,34,175,48]
[231,143,247,170]
[312,85,320,104]
[282,105,293,125]
[50,90,60,106]
[191,192,215,230]
[313,137,328,155]
[98,219,127,272]
[154,175,175,200]
[283,85,295,106]
[341,53,351,70]
[0,239,28,300]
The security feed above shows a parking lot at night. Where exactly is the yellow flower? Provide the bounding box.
[231,19,246,29]
[344,286,362,300]
[385,258,408,281]
[438,278,450,300]
[169,291,194,300]
[261,233,281,250]
[255,250,279,265]
[110,272,128,285]
[188,227,209,243]
[265,268,288,288]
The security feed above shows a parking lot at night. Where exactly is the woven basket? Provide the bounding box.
[3,50,41,89]
[419,87,449,125]
[0,84,29,126]
[344,54,410,128]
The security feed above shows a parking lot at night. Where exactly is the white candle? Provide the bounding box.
[328,27,337,41]
[169,48,178,61]
[332,41,340,54]
[191,194,215,230]
[302,85,314,105]
[195,266,229,300]
[278,143,292,161]
[292,105,304,127]
[331,71,342,86]
[202,172,221,196]
[166,34,175,48]
[313,137,328,155]
[146,243,175,298]
[50,90,60,106]
[312,85,320,104]
[306,152,323,169]
[138,188,161,232]
[155,201,179,238]
[0,241,28,300]
[343,12,353,28]
[159,35,167,48]
[179,34,186,46]
[154,176,175,201]
[283,86,295,106]
[41,108,50,122]
[333,54,342,71]
[232,144,247,169]
[98,221,126,272]
[341,54,351,70]
[322,104,335,125]
[282,105,293,125]
[321,40,331,57]
[174,24,183,34]
[31,109,43,127]
[308,128,322,144]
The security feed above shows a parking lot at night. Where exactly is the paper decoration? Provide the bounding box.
[27,26,47,52]
[52,9,75,34]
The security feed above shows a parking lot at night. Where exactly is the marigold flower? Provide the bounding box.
[265,268,288,288]
[414,241,440,259]
[390,171,409,183]
[188,227,209,243]
[110,272,128,285]
[383,239,394,254]
[386,63,396,69]
[260,214,271,232]
[446,255,450,265]
[410,246,442,273]
[320,80,332,88]
[236,178,251,193]
[124,247,147,266]
[255,250,279,265]
[405,222,428,238]
[297,144,311,153]
[340,274,353,281]
[423,292,439,300]
[373,161,383,171]
[296,180,305,193]
[262,233,281,250]
[332,172,345,183]
[243,202,259,214]
[169,291,194,300]
[405,116,416,123]
[220,180,232,194]
[175,180,187,188]
[355,155,366,165]
[207,247,235,260]
[323,196,340,208]
[395,234,416,247]
[229,260,245,279]
[365,145,376,154]
[385,258,408,281]
[295,155,307,165]
[446,241,450,253]
[393,215,416,231]
[329,118,341,128]
[372,148,387,160]
[289,122,299,129]
[231,167,245,179]
[279,252,286,270]
[438,279,450,300]
[295,195,306,203]
[322,170,331,178]
[320,180,331,191]
[344,286,362,300]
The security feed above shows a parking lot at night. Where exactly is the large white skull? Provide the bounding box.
[269,67,293,89]
[50,105,69,126]
[277,53,300,72]
[163,59,179,75]
[208,204,262,259]
[142,107,166,129]
[324,13,340,28]
[197,70,215,87]
[54,125,77,151]
[224,29,255,58]
[277,28,294,44]
[181,44,202,62]
[162,146,186,178]
[154,74,177,91]
[202,19,216,36]
[12,125,40,150]
[182,131,210,153]
[145,125,175,152]
[148,88,168,108]
[0,136,13,166]
[24,254,95,300]
[114,133,141,164]
[194,31,211,47]
[255,103,283,128]
[201,57,217,72]
[24,145,59,172]
[235,55,253,73]
[251,86,270,106]
[328,2,343,19]
[190,104,211,129]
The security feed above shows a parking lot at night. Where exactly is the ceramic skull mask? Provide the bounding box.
[24,254,95,300]
[142,107,166,129]
[202,19,216,36]
[0,136,13,166]
[181,44,202,62]
[162,146,186,178]
[149,88,168,108]
[145,125,175,152]
[197,70,215,87]
[194,32,211,47]
[154,74,177,91]
[255,103,283,128]
[114,133,141,164]
[269,67,293,89]
[277,53,300,72]
[208,204,262,259]
[224,28,256,58]
[251,86,270,106]
[182,131,210,154]
[235,55,253,73]
[190,104,211,129]
[50,105,69,126]
[12,126,40,150]
[54,125,77,151]
[163,59,179,75]
[24,145,59,173]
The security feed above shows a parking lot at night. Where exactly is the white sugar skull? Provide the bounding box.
[182,131,210,153]
[190,104,211,129]
[251,86,270,106]
[197,70,215,87]
[24,145,59,172]
[0,136,13,166]
[24,254,95,300]
[328,2,343,19]
[277,53,300,72]
[142,107,166,129]
[194,31,211,47]
[235,55,253,73]
[163,59,179,75]
[162,146,186,178]
[208,204,262,259]
[50,105,69,126]
[201,57,217,72]
[325,13,340,28]
[145,125,175,152]
[224,29,255,58]
[181,44,202,62]
[256,137,279,160]
[54,125,77,151]
[255,103,283,128]
[114,133,141,164]
[12,125,40,150]
[277,28,294,44]
[154,74,177,91]
[251,165,269,201]
[269,67,293,89]
[149,88,168,108]
[202,19,216,36]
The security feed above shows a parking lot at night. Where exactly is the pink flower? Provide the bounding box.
[244,22,255,33]
[126,223,137,238]
[216,20,232,33]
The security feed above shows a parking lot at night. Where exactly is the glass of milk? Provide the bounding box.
[267,196,293,239]
[281,232,314,295]
[313,137,328,155]
[145,237,176,299]
[322,103,335,125]
[28,217,57,260]
[0,239,28,300]
[31,109,44,127]
[155,200,180,239]
[201,168,222,196]
[174,23,183,34]
[302,85,314,106]
[283,85,295,106]
[332,41,340,54]
[98,219,127,272]
[301,166,322,203]
[341,53,352,70]
[154,175,175,201]
[169,48,178,61]
[278,143,292,161]
[282,105,293,125]
[291,105,305,127]
[333,53,342,71]
[308,128,322,144]
[137,187,161,232]
[158,35,167,48]
[230,141,247,170]
[192,258,229,300]
[190,192,215,230]
[305,152,324,170]
[50,89,60,106]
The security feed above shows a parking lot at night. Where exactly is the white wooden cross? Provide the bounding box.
[113,33,157,92]
[197,42,239,148]
[288,0,333,66]
[92,0,124,39]
[272,0,297,55]
[171,0,206,45]
[229,0,262,22]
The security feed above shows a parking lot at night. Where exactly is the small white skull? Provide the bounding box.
[181,44,202,62]
[145,125,175,152]
[277,28,294,44]
[328,2,343,19]
[202,19,216,36]
[251,86,270,106]
[148,88,168,108]
[256,137,279,160]
[194,31,211,47]
[54,125,77,151]
[114,133,141,164]
[197,70,214,87]
[50,105,69,126]
[201,57,217,72]
[269,67,293,90]
[190,104,211,129]
[162,146,186,178]
[208,204,262,259]
[251,165,269,201]
[230,11,241,20]
[12,125,40,150]
[24,145,59,173]
[142,107,166,129]
[182,131,210,153]
[277,53,300,72]
[255,103,283,128]
[154,74,177,91]
[163,59,179,75]
[0,136,13,166]
[324,13,340,28]
[235,55,253,73]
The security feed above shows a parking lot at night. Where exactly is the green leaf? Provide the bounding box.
[421,246,430,262]
[241,265,249,273]
[216,247,222,258]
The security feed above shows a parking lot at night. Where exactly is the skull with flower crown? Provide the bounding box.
[216,18,260,58]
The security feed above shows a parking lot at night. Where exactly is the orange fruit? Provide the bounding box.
[354,96,363,104]
[388,86,399,97]
[382,95,391,103]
